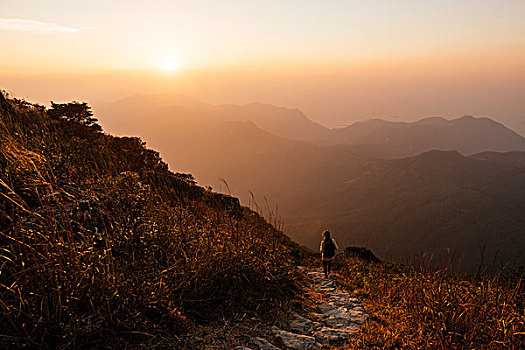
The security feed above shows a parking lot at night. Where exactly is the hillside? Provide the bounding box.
[196,146,525,269]
[0,92,302,348]
[305,150,525,269]
[181,141,525,270]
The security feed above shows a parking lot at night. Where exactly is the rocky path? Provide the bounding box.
[235,267,367,350]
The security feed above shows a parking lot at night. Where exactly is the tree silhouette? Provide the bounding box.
[48,101,102,131]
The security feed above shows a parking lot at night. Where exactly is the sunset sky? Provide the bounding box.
[1,0,525,132]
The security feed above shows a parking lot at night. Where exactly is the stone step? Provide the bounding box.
[272,327,322,350]
[289,313,323,333]
[250,268,368,349]
[250,337,281,350]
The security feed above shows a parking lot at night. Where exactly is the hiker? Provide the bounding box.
[320,230,338,278]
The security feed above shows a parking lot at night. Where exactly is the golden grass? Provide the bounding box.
[0,93,299,348]
[335,254,525,349]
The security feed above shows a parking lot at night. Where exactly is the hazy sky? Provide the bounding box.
[1,0,525,132]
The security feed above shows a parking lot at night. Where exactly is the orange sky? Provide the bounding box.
[1,1,525,133]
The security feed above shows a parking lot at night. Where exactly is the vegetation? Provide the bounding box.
[48,101,102,131]
[334,249,525,349]
[2,91,525,349]
[0,92,299,348]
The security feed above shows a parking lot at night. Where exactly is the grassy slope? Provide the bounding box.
[0,93,305,348]
[333,249,525,349]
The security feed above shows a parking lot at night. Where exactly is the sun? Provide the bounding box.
[158,56,181,72]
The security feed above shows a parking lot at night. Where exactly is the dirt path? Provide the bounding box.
[235,267,367,350]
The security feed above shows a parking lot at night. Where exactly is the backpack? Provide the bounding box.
[323,238,336,259]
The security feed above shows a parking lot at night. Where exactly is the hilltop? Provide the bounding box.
[0,92,304,348]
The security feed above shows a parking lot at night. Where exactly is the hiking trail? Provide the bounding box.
[235,267,367,350]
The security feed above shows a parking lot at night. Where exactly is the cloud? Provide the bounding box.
[0,18,82,34]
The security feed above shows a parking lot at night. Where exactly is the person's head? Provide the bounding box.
[322,230,331,239]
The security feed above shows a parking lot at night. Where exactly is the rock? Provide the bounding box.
[342,246,380,263]
[284,268,367,348]
[312,327,351,344]
[233,347,254,350]
[250,337,281,350]
[272,327,322,350]
[324,316,366,328]
[289,313,321,334]
[318,303,367,325]
[323,317,352,328]
[316,286,337,293]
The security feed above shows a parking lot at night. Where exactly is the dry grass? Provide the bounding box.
[0,93,300,348]
[334,253,525,349]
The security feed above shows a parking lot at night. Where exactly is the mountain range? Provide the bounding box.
[95,94,525,269]
[96,93,525,157]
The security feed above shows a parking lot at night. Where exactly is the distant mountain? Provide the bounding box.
[95,94,525,269]
[196,146,525,270]
[95,94,329,142]
[96,95,525,160]
[96,99,312,175]
[321,116,525,157]
[213,102,330,141]
[296,150,525,269]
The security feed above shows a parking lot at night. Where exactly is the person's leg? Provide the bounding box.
[322,260,328,278]
[327,260,332,276]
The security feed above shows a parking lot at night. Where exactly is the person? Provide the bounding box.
[320,230,338,278]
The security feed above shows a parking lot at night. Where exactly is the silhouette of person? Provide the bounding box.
[320,230,338,278]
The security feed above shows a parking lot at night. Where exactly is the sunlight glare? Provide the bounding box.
[159,57,180,72]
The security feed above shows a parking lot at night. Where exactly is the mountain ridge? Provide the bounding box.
[94,94,525,269]
[96,94,525,159]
